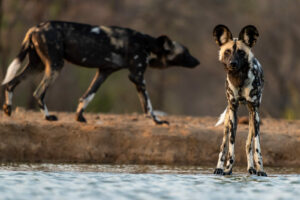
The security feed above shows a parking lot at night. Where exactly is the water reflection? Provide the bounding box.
[0,164,299,200]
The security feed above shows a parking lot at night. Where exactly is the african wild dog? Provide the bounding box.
[213,25,267,176]
[2,21,199,124]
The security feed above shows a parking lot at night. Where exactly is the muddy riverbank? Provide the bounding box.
[0,109,299,167]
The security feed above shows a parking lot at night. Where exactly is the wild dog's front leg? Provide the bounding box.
[249,103,267,176]
[246,134,256,174]
[214,111,229,175]
[75,69,112,123]
[129,52,168,125]
[129,75,168,125]
[246,105,255,175]
[223,101,238,175]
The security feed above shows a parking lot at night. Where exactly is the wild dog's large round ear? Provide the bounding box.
[213,25,233,46]
[238,25,259,47]
[156,35,174,52]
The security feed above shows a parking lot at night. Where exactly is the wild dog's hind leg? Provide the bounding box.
[31,31,64,121]
[75,69,112,123]
[248,103,267,176]
[3,90,13,116]
[33,65,61,121]
[3,48,44,116]
[214,110,229,175]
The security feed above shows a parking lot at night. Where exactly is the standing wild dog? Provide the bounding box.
[213,25,267,176]
[2,21,199,124]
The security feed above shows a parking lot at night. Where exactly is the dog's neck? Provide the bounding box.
[225,63,250,88]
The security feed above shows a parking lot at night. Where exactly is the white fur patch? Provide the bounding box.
[216,151,225,169]
[215,107,227,126]
[91,27,100,34]
[254,58,262,72]
[2,59,21,85]
[76,93,95,112]
[153,110,167,116]
[248,51,254,64]
[40,104,49,117]
[5,91,13,105]
[167,42,183,60]
[134,55,139,60]
[83,93,95,109]
[145,91,153,113]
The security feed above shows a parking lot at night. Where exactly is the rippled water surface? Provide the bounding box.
[0,164,300,200]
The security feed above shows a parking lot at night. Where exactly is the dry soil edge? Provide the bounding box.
[0,110,300,167]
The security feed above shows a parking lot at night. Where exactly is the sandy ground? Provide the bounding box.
[0,108,300,167]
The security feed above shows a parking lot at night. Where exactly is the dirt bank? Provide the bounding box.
[0,109,299,167]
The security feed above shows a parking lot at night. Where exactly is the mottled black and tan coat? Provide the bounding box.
[213,25,267,176]
[2,21,199,124]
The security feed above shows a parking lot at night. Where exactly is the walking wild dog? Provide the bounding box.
[2,21,199,124]
[213,25,267,176]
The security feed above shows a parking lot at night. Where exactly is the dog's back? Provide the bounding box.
[28,21,155,69]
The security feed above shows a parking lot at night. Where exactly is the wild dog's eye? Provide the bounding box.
[224,49,231,56]
[238,50,246,57]
[225,49,231,54]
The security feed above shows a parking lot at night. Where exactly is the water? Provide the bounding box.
[0,164,300,200]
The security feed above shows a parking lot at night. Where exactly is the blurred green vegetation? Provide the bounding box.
[284,85,300,120]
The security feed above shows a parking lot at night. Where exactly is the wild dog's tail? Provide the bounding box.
[215,107,228,126]
[2,27,35,85]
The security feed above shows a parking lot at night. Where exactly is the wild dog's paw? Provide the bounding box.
[257,171,267,177]
[154,119,169,125]
[214,168,224,175]
[45,115,58,121]
[3,104,12,116]
[248,167,257,175]
[152,117,169,125]
[76,113,87,123]
[223,169,232,176]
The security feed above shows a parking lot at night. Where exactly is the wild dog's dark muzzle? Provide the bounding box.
[229,60,238,69]
[183,55,200,68]
[228,54,240,71]
[186,58,200,68]
[167,54,200,68]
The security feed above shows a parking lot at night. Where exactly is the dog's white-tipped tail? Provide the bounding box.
[2,27,34,85]
[2,58,21,85]
[215,107,227,127]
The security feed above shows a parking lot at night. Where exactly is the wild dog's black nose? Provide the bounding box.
[187,57,200,68]
[230,60,238,68]
[194,58,200,66]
